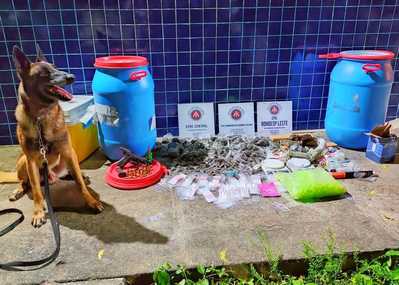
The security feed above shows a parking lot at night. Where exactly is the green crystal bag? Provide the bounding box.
[275,168,347,202]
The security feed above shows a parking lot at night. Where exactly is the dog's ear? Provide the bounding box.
[35,43,47,62]
[12,46,31,76]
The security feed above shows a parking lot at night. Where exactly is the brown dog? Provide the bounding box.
[10,45,103,227]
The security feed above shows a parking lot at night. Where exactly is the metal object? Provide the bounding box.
[116,147,148,178]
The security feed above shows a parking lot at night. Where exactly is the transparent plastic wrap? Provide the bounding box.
[167,174,187,187]
[214,176,236,209]
[154,177,170,192]
[238,175,251,199]
[175,175,197,200]
[248,175,261,195]
[197,175,217,203]
[209,175,223,191]
[155,174,185,192]
[229,176,243,202]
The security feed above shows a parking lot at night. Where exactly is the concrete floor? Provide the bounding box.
[0,145,398,285]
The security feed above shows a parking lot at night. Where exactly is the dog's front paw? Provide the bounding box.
[31,209,46,228]
[87,199,104,213]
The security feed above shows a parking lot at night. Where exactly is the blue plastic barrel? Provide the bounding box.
[92,56,156,160]
[319,50,395,149]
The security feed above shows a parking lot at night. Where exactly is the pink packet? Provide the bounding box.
[258,182,281,197]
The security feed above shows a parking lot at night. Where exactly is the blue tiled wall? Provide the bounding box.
[0,0,398,144]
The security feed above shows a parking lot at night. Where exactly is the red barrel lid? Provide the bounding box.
[105,160,168,190]
[319,50,395,60]
[94,56,148,69]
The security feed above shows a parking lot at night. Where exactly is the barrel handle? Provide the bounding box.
[130,70,147,81]
[362,63,381,73]
[319,53,341,59]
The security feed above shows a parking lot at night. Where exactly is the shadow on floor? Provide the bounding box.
[79,150,110,170]
[24,180,169,245]
[57,202,169,245]
[294,192,353,204]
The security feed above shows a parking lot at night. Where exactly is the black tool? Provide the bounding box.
[116,147,148,177]
[331,170,374,179]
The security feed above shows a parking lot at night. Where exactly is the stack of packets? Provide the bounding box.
[160,173,284,209]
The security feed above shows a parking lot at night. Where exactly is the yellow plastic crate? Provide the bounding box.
[60,96,99,163]
[67,122,99,163]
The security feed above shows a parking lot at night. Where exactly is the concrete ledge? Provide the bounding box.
[0,145,398,285]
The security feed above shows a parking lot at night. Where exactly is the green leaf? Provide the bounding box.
[351,273,373,285]
[196,279,209,285]
[178,280,186,285]
[385,250,399,257]
[391,268,399,280]
[197,265,205,275]
[155,270,170,285]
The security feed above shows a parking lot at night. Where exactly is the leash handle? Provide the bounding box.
[0,162,61,271]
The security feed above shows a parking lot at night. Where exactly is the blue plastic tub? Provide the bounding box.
[92,56,156,160]
[319,50,395,149]
[366,135,397,163]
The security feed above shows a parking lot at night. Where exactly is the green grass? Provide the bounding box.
[153,234,399,285]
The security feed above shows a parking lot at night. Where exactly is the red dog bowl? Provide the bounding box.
[105,160,168,190]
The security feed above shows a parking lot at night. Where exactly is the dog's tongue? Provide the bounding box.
[50,85,73,101]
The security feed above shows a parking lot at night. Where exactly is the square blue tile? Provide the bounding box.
[163,9,176,24]
[192,91,203,102]
[46,11,62,25]
[48,26,64,40]
[216,90,227,102]
[156,117,167,128]
[148,10,161,24]
[14,0,29,10]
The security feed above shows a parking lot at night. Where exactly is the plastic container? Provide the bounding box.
[319,50,395,149]
[59,96,99,162]
[105,160,167,190]
[366,134,398,163]
[92,56,156,161]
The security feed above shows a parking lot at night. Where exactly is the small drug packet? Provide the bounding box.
[214,185,235,209]
[238,175,250,199]
[175,175,196,200]
[168,174,187,186]
[209,176,222,190]
[258,182,281,197]
[176,185,197,200]
[229,178,243,202]
[198,187,217,203]
[249,175,261,195]
[271,202,290,212]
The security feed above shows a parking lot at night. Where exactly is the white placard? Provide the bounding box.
[178,103,215,138]
[257,101,292,136]
[218,102,255,136]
